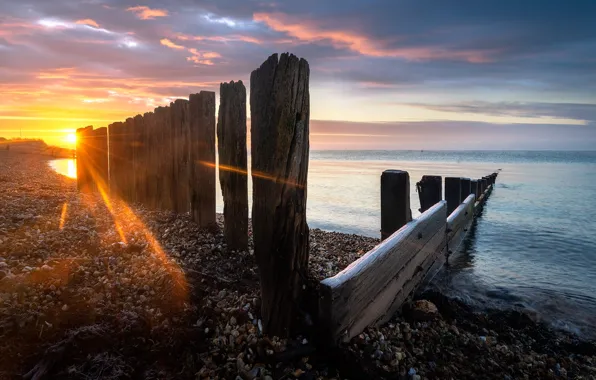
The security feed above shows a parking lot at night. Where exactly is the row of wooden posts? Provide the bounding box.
[319,170,498,344]
[77,53,310,337]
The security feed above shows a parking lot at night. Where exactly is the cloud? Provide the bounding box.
[76,19,100,28]
[407,101,596,124]
[160,38,185,50]
[253,12,496,62]
[126,6,169,20]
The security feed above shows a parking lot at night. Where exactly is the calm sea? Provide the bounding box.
[50,150,596,338]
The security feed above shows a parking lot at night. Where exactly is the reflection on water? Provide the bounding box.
[49,159,77,179]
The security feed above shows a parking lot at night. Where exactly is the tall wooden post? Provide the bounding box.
[460,178,471,203]
[189,91,216,228]
[76,126,93,192]
[416,175,442,213]
[93,127,109,191]
[143,112,156,208]
[133,114,144,204]
[171,100,190,213]
[250,53,310,337]
[154,106,173,211]
[381,170,412,240]
[217,81,248,251]
[480,178,488,194]
[445,177,461,215]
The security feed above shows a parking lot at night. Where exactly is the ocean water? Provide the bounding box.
[307,150,596,339]
[50,150,596,338]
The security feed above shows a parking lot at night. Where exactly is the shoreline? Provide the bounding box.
[1,151,595,379]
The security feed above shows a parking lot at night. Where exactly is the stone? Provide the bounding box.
[408,300,439,321]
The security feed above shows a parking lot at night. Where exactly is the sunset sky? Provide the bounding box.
[1,0,595,149]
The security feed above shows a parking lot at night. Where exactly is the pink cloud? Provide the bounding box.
[126,6,169,20]
[253,12,495,63]
[75,19,100,28]
[160,38,185,50]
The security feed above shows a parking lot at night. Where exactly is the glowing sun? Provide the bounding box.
[65,133,77,144]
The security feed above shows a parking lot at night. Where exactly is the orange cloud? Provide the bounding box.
[127,6,169,20]
[160,38,185,50]
[186,48,219,65]
[253,12,494,63]
[76,19,100,28]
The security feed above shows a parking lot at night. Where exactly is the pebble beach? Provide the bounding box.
[1,150,595,379]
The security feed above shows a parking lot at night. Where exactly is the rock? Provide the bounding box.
[408,300,439,321]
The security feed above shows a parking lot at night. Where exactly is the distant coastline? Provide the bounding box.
[0,137,74,158]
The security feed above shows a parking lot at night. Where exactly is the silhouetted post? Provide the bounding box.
[155,106,174,211]
[217,81,248,251]
[416,175,442,213]
[381,170,412,240]
[171,99,190,213]
[471,180,479,200]
[189,91,216,228]
[445,177,462,215]
[460,178,471,203]
[250,53,310,337]
[76,126,93,192]
[93,127,109,191]
[143,112,156,208]
[133,114,144,203]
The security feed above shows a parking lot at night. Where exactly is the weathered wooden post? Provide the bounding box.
[250,53,310,337]
[171,99,190,213]
[217,81,248,250]
[93,127,109,191]
[154,106,173,211]
[480,178,488,194]
[381,170,412,240]
[445,177,462,215]
[416,175,442,213]
[460,178,471,203]
[76,126,93,192]
[133,114,145,204]
[471,179,479,200]
[143,112,156,208]
[189,91,216,228]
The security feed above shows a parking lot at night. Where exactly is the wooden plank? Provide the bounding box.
[250,53,310,337]
[189,91,216,228]
[416,175,442,213]
[217,81,248,250]
[319,201,447,344]
[133,114,144,204]
[447,194,475,254]
[381,170,412,241]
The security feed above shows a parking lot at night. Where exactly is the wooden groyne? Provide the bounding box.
[76,52,498,341]
[319,171,498,344]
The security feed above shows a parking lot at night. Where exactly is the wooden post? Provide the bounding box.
[471,179,479,200]
[250,53,310,337]
[480,178,488,194]
[143,112,155,208]
[217,81,248,251]
[445,177,461,215]
[189,91,216,228]
[381,170,412,240]
[154,106,173,211]
[76,126,93,192]
[416,175,442,213]
[133,114,144,204]
[171,99,190,213]
[460,178,471,203]
[93,127,109,192]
